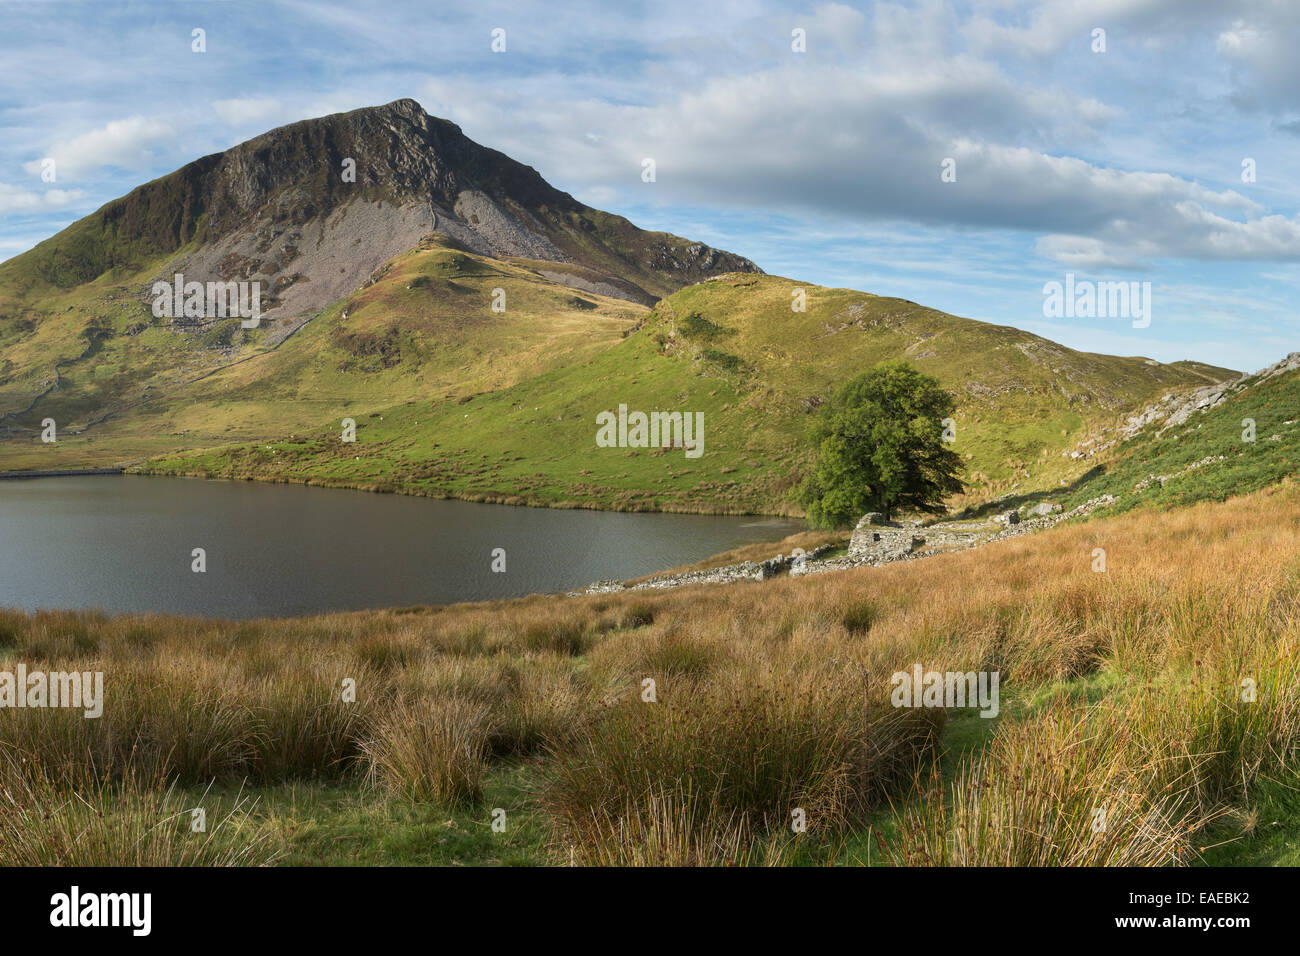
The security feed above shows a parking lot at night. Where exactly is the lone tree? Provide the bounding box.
[798,360,964,529]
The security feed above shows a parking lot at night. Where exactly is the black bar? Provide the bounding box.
[0,866,1276,943]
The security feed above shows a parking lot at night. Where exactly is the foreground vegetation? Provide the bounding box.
[1,485,1298,865]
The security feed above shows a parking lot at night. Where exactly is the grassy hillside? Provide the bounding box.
[141,273,1236,514]
[0,236,645,469]
[1055,359,1300,516]
[1,98,771,472]
[1,482,1295,865]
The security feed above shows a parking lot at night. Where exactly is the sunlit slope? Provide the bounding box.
[1060,356,1300,515]
[144,274,1234,513]
[0,237,644,469]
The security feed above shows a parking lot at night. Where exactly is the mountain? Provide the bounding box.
[0,98,758,313]
[0,100,756,465]
[0,100,1240,513]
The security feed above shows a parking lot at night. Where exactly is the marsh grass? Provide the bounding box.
[544,660,943,859]
[361,695,493,807]
[0,750,280,866]
[567,784,800,866]
[886,700,1218,866]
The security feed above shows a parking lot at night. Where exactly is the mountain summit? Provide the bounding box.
[3,99,760,325]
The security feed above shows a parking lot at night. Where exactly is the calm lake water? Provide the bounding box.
[0,476,805,618]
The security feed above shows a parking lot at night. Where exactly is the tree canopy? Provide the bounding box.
[798,360,965,529]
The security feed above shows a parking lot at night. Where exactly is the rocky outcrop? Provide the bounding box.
[1111,352,1300,443]
[1057,352,1296,466]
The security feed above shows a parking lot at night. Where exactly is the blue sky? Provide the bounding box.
[2,0,1298,372]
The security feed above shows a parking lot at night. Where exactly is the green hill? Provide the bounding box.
[0,99,760,470]
[139,273,1236,514]
[0,236,647,469]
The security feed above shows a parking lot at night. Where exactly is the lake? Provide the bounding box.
[0,476,805,618]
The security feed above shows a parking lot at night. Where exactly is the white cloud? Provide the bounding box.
[21,115,174,180]
[0,182,86,215]
[423,54,1295,266]
[965,0,1249,57]
[211,98,286,126]
[1215,11,1300,117]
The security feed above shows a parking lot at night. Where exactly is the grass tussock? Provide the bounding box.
[569,784,796,866]
[361,695,493,807]
[0,751,281,866]
[888,700,1215,866]
[544,660,943,863]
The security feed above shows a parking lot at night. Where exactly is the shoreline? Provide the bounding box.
[0,467,124,480]
[0,463,796,516]
[575,494,1118,596]
[131,464,804,519]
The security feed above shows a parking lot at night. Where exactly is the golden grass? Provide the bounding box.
[361,694,493,807]
[543,658,943,862]
[0,751,281,866]
[0,484,1298,864]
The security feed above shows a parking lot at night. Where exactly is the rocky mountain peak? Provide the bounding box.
[6,99,760,316]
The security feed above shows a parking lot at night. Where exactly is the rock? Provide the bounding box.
[582,580,627,594]
[1026,502,1061,517]
[578,491,1118,597]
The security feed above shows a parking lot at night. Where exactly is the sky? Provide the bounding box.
[1,0,1298,373]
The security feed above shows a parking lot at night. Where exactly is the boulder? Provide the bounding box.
[1026,502,1062,517]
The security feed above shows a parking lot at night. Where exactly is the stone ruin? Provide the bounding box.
[848,513,926,562]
